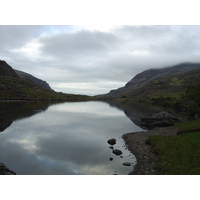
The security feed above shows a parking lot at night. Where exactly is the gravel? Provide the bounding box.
[122,126,178,175]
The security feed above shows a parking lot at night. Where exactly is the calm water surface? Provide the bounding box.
[0,101,144,175]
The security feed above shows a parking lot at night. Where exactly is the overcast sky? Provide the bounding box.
[1,25,200,95]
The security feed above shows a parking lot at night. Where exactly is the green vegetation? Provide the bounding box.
[0,76,90,101]
[146,120,200,175]
[175,119,200,134]
[0,61,91,101]
[99,63,200,117]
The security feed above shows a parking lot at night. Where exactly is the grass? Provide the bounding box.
[146,120,200,175]
[175,119,200,134]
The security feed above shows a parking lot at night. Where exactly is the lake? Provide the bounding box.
[0,101,147,175]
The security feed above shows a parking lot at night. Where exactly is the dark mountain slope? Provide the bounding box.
[0,60,89,101]
[15,69,53,90]
[0,60,19,78]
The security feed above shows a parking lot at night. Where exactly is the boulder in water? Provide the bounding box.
[107,138,116,145]
[123,162,131,166]
[112,149,122,156]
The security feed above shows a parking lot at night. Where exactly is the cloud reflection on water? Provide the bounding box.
[0,101,142,175]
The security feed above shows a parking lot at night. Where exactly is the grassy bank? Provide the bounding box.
[146,120,200,175]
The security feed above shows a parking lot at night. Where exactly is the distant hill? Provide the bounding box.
[14,69,53,90]
[0,60,89,101]
[100,62,200,100]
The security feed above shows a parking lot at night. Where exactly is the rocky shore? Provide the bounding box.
[122,126,179,175]
[0,163,16,175]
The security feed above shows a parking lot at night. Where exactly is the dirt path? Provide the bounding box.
[122,126,178,175]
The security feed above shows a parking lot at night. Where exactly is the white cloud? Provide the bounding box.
[52,80,125,95]
[82,25,118,32]
[11,39,42,59]
[130,50,151,56]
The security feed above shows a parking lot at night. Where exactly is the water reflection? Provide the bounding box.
[0,101,144,175]
[106,100,182,129]
[0,101,56,132]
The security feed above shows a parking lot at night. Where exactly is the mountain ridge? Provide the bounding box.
[0,60,90,101]
[0,60,19,78]
[14,69,53,90]
[101,62,200,99]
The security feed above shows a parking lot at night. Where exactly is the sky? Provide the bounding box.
[1,25,200,95]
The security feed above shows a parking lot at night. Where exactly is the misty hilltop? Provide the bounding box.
[97,62,200,116]
[100,62,200,100]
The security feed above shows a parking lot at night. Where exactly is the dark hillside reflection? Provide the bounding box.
[106,101,165,128]
[0,101,58,132]
[106,100,182,129]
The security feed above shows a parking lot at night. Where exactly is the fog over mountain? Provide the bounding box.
[1,25,200,95]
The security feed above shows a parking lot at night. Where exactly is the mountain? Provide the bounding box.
[14,69,53,90]
[100,62,200,100]
[0,60,19,78]
[98,62,200,116]
[0,60,89,101]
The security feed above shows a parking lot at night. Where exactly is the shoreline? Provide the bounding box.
[122,126,179,175]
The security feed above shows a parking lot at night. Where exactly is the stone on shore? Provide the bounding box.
[107,138,116,145]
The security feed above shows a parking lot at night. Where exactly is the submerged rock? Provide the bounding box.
[123,162,131,166]
[112,149,122,156]
[107,138,116,145]
[109,158,113,161]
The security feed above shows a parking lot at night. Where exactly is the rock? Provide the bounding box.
[140,111,179,129]
[194,114,200,120]
[6,172,15,175]
[0,162,16,175]
[112,149,122,156]
[107,138,116,145]
[0,162,5,167]
[109,158,113,161]
[109,146,114,149]
[123,162,131,166]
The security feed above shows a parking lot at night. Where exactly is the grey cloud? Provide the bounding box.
[115,25,200,56]
[40,30,118,59]
[0,25,45,49]
[1,25,200,95]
